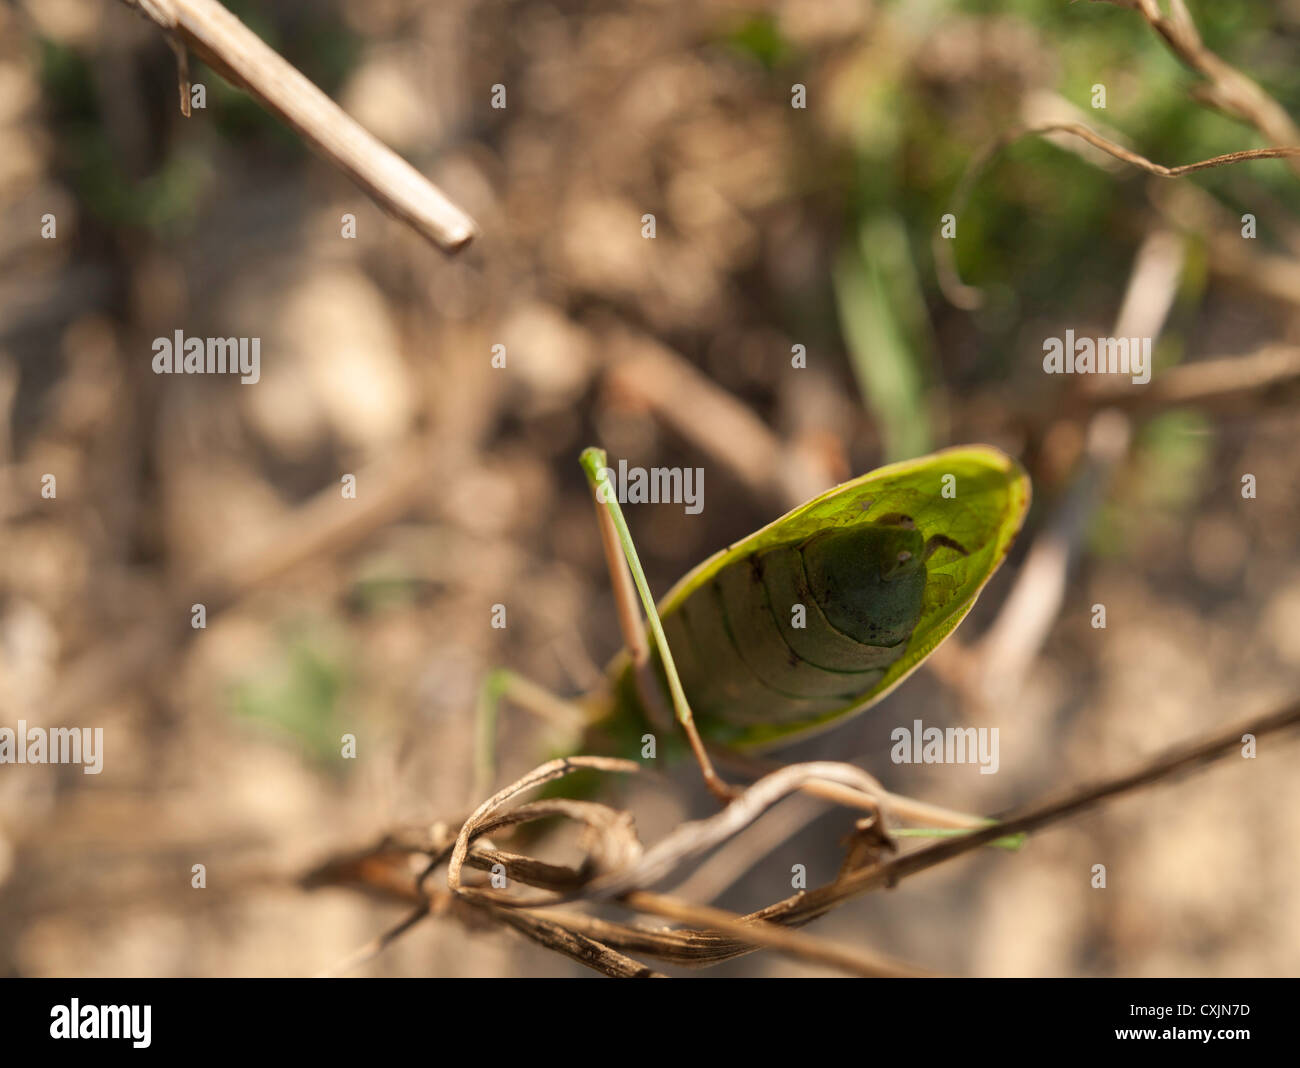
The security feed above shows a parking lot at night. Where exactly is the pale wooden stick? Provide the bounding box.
[121,0,478,252]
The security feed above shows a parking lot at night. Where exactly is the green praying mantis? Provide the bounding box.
[478,443,1031,822]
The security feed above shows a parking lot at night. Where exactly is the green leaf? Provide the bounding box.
[628,446,1030,750]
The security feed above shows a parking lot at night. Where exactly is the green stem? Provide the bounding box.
[892,827,1026,852]
[472,668,510,802]
[579,447,693,729]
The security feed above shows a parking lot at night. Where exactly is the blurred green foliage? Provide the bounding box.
[231,624,351,771]
[748,0,1294,513]
[1090,408,1213,559]
[833,214,935,461]
[725,12,796,71]
[38,38,207,233]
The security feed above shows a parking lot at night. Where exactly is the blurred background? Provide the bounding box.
[2,0,1299,977]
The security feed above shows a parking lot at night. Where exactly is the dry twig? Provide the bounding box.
[937,122,1300,307]
[119,0,478,252]
[1092,0,1300,171]
[314,698,1300,976]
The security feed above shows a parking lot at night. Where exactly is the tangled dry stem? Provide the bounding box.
[311,699,1300,978]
